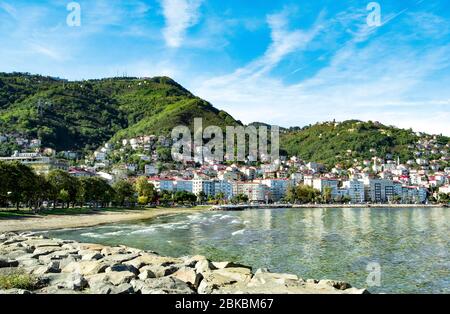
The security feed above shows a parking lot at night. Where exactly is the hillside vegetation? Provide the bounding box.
[0,73,239,153]
[1,73,448,168]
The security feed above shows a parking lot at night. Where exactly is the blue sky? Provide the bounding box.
[0,0,449,135]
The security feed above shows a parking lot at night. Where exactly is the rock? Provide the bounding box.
[103,253,139,264]
[182,255,208,268]
[66,273,88,291]
[85,273,109,286]
[58,256,81,270]
[111,283,134,294]
[195,259,216,274]
[77,243,107,251]
[198,268,253,294]
[32,261,60,275]
[171,267,203,289]
[105,271,136,286]
[124,254,181,269]
[88,280,134,294]
[317,279,352,290]
[106,264,139,275]
[38,250,78,264]
[31,246,63,258]
[80,251,104,261]
[62,260,108,276]
[24,239,62,249]
[139,277,195,294]
[212,261,252,270]
[138,265,178,279]
[40,273,87,291]
[37,286,83,294]
[18,258,40,267]
[100,247,128,256]
[0,259,19,268]
[89,282,114,294]
[0,289,32,294]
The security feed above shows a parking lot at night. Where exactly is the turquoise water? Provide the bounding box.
[46,207,449,293]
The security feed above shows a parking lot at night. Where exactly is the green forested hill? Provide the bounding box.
[0,73,240,153]
[1,73,448,167]
[281,120,449,168]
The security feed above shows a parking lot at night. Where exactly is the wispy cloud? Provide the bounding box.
[0,0,17,19]
[190,8,450,135]
[161,0,203,48]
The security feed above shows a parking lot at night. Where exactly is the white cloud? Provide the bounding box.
[189,9,450,136]
[161,0,203,48]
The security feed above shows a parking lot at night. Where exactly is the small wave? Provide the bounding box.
[232,229,245,236]
[80,232,106,238]
[103,231,125,236]
[130,227,156,234]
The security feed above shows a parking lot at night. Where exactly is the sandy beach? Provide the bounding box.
[0,207,209,233]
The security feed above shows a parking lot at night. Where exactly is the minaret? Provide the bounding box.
[397,156,400,166]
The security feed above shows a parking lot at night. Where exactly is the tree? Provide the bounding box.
[0,161,38,210]
[134,177,157,205]
[47,170,79,208]
[231,193,249,204]
[197,191,207,204]
[78,177,114,208]
[113,180,136,207]
[322,186,333,204]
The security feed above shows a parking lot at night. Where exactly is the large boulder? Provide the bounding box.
[62,260,108,276]
[105,271,136,286]
[106,264,139,275]
[198,267,253,294]
[103,253,139,264]
[124,254,182,269]
[79,250,104,261]
[171,267,203,289]
[135,277,195,294]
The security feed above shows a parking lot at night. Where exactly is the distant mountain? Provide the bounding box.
[0,73,240,154]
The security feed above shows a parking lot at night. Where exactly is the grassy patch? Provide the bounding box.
[0,270,38,290]
[0,211,36,218]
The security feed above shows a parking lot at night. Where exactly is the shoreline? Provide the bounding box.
[0,232,368,294]
[211,203,448,211]
[0,207,210,233]
[1,203,447,233]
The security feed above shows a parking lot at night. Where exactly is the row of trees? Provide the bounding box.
[284,185,351,204]
[0,162,125,210]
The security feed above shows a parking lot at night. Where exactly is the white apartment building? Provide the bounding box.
[192,179,215,196]
[260,179,292,201]
[312,178,339,198]
[343,179,365,203]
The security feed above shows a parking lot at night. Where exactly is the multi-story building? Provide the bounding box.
[343,179,365,203]
[232,182,268,202]
[0,152,69,175]
[260,179,292,202]
[174,180,193,193]
[192,179,215,196]
[364,179,396,203]
[214,180,233,200]
[312,178,339,198]
[148,177,175,192]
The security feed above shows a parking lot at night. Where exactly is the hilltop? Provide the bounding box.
[0,73,239,154]
[281,120,449,168]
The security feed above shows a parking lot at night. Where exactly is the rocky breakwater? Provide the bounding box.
[0,232,368,294]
